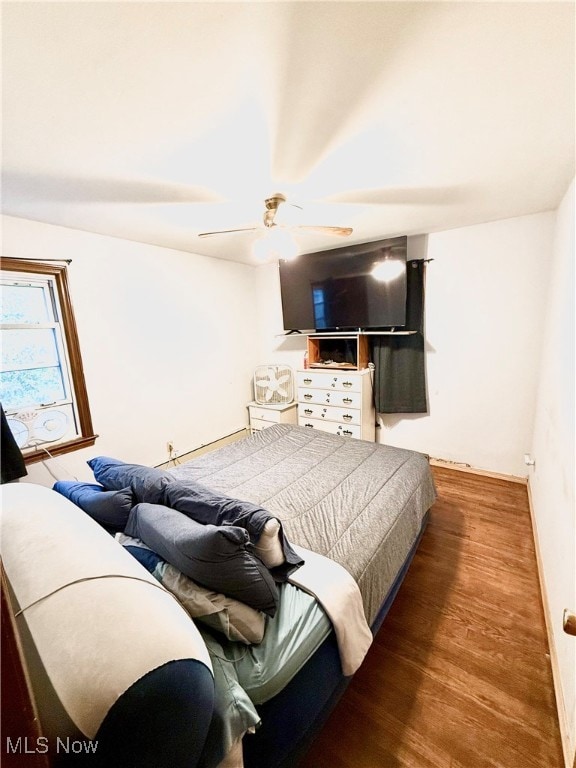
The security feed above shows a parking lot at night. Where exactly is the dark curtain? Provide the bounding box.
[369,259,428,414]
[1,404,28,483]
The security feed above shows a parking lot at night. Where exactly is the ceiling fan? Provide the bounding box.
[197,193,353,238]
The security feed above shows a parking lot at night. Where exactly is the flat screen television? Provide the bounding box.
[279,236,408,332]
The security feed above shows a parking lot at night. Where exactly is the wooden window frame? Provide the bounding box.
[1,258,97,464]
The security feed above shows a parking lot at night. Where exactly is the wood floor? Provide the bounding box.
[299,466,564,768]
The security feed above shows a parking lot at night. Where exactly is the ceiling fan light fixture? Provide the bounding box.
[252,227,299,263]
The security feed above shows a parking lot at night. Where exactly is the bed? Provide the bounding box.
[1,424,436,768]
[167,424,437,768]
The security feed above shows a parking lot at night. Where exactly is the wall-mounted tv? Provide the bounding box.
[279,236,408,332]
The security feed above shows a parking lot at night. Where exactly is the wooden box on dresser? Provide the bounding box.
[296,368,376,442]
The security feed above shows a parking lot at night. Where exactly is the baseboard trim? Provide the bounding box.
[526,480,575,768]
[156,428,249,469]
[429,458,527,485]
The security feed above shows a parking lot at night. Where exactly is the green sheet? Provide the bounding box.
[202,582,331,705]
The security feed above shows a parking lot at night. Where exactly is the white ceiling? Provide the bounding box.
[2,1,574,265]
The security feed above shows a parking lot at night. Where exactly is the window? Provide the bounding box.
[312,285,327,329]
[0,258,96,463]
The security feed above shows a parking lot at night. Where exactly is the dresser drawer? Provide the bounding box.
[297,371,362,393]
[297,388,362,408]
[298,415,361,439]
[298,403,360,425]
[249,405,283,423]
[250,418,276,431]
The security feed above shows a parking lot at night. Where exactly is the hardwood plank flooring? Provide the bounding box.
[299,466,564,768]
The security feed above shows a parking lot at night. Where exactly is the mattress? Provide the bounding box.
[170,424,437,624]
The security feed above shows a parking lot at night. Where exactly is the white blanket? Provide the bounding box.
[288,544,373,676]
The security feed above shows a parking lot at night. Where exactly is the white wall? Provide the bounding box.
[256,212,555,477]
[254,261,309,369]
[389,214,554,476]
[528,179,575,766]
[2,215,260,485]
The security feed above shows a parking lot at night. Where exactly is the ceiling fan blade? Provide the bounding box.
[2,170,224,204]
[197,195,353,240]
[197,227,259,238]
[295,225,353,237]
[322,186,462,205]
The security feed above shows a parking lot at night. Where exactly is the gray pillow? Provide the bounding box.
[117,533,266,644]
[125,502,279,616]
[88,456,304,580]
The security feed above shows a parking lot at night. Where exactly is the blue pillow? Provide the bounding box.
[87,456,174,502]
[53,481,134,531]
[125,502,279,616]
[87,457,304,580]
[124,545,164,574]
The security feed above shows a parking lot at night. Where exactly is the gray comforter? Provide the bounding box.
[170,425,437,624]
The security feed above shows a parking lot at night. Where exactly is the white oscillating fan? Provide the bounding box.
[254,365,294,404]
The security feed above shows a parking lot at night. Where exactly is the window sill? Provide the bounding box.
[23,434,99,465]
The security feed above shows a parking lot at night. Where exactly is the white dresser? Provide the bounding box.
[296,368,375,441]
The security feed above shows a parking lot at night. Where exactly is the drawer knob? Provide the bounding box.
[343,429,353,436]
[304,423,314,428]
[343,397,352,404]
[343,381,353,388]
[343,414,353,421]
[304,393,312,400]
[304,409,312,415]
[303,378,312,385]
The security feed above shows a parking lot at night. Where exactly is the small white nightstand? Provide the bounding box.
[247,401,298,434]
